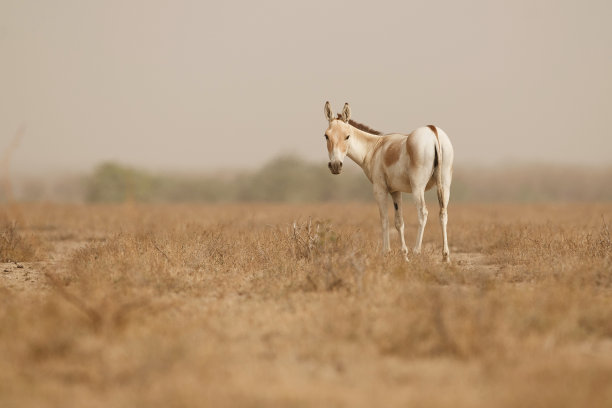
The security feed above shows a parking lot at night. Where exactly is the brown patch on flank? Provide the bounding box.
[384,140,402,167]
[336,114,383,135]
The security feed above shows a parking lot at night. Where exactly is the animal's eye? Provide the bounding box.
[345,135,350,140]
[324,134,329,140]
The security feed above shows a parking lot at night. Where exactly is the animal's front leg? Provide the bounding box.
[373,186,390,253]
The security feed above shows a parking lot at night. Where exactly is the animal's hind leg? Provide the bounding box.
[413,186,428,254]
[391,191,408,257]
[437,169,451,262]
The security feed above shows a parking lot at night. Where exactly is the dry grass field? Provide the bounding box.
[1,202,611,407]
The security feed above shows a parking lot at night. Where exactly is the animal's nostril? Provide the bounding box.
[328,162,332,168]
[339,162,343,168]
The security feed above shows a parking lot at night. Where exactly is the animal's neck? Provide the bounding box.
[346,125,381,180]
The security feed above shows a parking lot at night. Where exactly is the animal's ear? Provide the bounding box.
[341,102,351,123]
[324,101,334,122]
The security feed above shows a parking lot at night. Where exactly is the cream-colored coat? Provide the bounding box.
[324,102,454,262]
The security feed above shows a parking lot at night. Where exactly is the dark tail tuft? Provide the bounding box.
[433,146,438,168]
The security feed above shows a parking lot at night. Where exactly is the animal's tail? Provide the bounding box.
[428,124,453,262]
[427,125,444,206]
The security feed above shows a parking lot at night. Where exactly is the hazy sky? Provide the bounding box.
[1,0,611,175]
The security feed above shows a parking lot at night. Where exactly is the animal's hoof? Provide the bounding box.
[412,248,421,255]
[443,253,451,263]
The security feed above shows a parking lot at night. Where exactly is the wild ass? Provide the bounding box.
[323,102,454,262]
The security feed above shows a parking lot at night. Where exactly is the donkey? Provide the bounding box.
[323,101,454,262]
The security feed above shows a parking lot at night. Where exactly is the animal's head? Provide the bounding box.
[323,101,352,175]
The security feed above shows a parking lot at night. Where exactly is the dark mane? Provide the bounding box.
[336,114,383,135]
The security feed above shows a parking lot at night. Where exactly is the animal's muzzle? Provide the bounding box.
[328,161,343,174]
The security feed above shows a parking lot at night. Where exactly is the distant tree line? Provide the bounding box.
[63,156,612,204]
[85,156,374,203]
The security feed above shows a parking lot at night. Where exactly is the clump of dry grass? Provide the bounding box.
[0,219,41,262]
[0,202,611,408]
